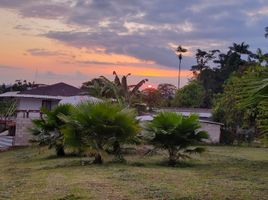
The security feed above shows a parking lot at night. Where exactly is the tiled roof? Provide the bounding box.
[19,82,81,97]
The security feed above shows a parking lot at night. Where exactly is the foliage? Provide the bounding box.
[146,112,208,165]
[191,42,255,108]
[61,102,140,163]
[191,49,220,76]
[213,64,268,143]
[81,78,111,98]
[239,66,268,136]
[29,104,73,156]
[0,98,16,118]
[82,71,148,107]
[157,83,177,107]
[141,88,162,111]
[0,80,36,93]
[173,80,205,108]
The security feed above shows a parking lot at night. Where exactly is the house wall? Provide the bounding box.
[200,122,221,143]
[17,98,60,117]
[14,118,34,146]
[14,98,60,146]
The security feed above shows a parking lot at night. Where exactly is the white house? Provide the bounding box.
[0,82,86,148]
[137,108,223,143]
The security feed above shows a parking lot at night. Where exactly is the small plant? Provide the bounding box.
[146,112,208,166]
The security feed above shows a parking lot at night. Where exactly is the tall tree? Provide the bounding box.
[191,42,253,108]
[191,49,219,76]
[229,42,252,55]
[175,46,187,89]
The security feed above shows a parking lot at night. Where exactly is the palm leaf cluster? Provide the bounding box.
[240,68,268,135]
[82,71,148,106]
[60,102,140,163]
[30,104,72,156]
[146,112,208,165]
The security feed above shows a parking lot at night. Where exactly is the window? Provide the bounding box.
[42,100,52,110]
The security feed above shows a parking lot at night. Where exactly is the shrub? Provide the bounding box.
[29,104,73,156]
[61,102,140,163]
[146,112,208,166]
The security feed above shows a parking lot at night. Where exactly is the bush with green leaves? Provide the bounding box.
[239,65,268,143]
[146,112,208,166]
[60,102,140,163]
[173,80,205,108]
[29,104,73,156]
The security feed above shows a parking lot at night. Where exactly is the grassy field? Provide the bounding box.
[0,146,267,200]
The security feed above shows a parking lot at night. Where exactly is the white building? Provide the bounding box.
[137,108,223,143]
[0,82,84,148]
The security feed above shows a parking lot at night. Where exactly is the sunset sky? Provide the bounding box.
[0,0,267,88]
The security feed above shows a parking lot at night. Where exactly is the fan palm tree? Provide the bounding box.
[60,102,140,163]
[29,104,72,156]
[146,112,208,166]
[175,46,187,88]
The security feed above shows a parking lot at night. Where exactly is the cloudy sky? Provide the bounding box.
[0,0,267,87]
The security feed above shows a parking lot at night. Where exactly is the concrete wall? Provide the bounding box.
[200,122,221,143]
[14,98,60,145]
[14,118,35,146]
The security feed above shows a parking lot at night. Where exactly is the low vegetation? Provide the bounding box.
[146,112,208,165]
[0,146,267,200]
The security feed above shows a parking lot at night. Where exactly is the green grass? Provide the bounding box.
[0,146,267,200]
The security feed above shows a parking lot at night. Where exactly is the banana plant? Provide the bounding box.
[100,71,148,106]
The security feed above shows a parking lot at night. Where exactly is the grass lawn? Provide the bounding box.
[0,146,267,200]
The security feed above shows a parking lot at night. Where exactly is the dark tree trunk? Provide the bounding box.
[56,145,65,157]
[93,153,103,164]
[113,141,125,162]
[168,148,177,166]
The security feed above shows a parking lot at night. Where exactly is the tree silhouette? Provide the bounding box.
[175,46,187,88]
[229,42,252,55]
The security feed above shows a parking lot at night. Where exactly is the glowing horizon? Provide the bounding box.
[0,1,267,87]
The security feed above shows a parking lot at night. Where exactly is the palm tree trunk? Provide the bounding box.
[178,59,182,89]
[168,147,177,166]
[113,141,125,162]
[55,145,65,157]
[93,153,103,164]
